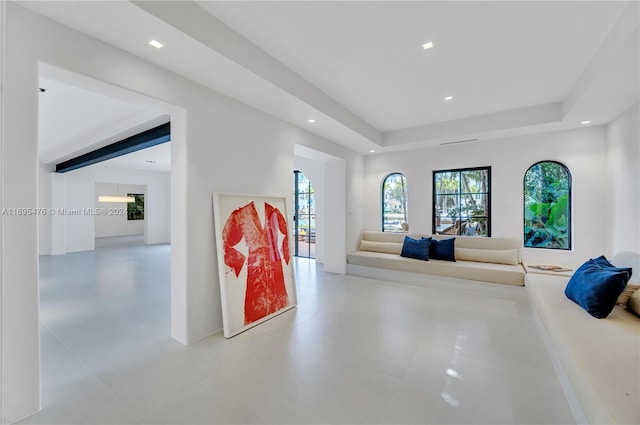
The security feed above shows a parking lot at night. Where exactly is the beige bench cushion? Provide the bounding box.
[611,252,640,305]
[455,247,519,265]
[526,273,640,425]
[360,231,523,263]
[629,289,640,316]
[347,251,525,286]
[358,240,402,255]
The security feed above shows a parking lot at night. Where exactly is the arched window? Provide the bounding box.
[382,173,408,232]
[524,161,571,249]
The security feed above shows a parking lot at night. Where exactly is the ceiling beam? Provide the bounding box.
[55,122,170,173]
[131,0,382,146]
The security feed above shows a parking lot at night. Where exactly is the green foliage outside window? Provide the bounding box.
[127,194,144,220]
[524,161,571,249]
[433,167,490,236]
[382,173,408,232]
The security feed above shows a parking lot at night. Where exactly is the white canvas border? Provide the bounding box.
[212,192,297,338]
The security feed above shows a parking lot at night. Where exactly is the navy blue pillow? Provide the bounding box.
[400,236,430,261]
[592,255,633,280]
[430,238,456,262]
[565,259,630,318]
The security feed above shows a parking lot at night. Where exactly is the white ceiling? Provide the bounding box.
[29,0,639,165]
[198,1,626,131]
[38,77,168,165]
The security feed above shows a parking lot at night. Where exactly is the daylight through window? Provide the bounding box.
[433,167,490,237]
[293,171,316,258]
[127,194,144,220]
[524,161,571,250]
[382,173,408,232]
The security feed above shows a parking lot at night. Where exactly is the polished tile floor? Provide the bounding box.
[21,237,576,424]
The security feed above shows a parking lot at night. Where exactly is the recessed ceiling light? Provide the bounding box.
[422,41,434,50]
[307,119,316,123]
[369,150,376,153]
[581,120,591,125]
[446,368,462,379]
[148,40,164,49]
[445,96,453,101]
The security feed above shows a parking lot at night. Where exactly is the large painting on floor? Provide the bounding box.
[213,193,297,338]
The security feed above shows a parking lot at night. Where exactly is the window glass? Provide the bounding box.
[433,167,490,236]
[524,161,571,249]
[382,173,408,232]
[127,194,144,220]
[293,171,315,258]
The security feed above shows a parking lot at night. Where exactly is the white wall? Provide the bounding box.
[0,10,4,415]
[3,4,362,422]
[325,158,348,274]
[95,182,146,238]
[364,126,608,266]
[1,3,41,423]
[38,163,52,255]
[62,167,95,253]
[183,105,357,337]
[606,102,640,255]
[39,165,170,254]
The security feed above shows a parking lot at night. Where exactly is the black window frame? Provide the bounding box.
[523,160,572,250]
[381,172,408,232]
[293,170,315,258]
[432,166,491,237]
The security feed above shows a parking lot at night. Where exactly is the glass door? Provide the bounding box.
[293,171,315,258]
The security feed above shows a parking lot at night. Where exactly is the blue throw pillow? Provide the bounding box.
[400,236,430,261]
[430,238,456,262]
[565,259,630,318]
[592,255,633,280]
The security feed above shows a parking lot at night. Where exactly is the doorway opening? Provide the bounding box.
[293,170,315,258]
[35,64,188,418]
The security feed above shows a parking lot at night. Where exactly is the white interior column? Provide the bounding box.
[324,159,346,274]
[50,172,65,255]
[170,111,188,344]
[1,2,41,423]
[0,1,5,420]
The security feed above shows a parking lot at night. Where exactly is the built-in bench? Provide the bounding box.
[526,256,640,425]
[347,231,526,286]
[347,231,640,424]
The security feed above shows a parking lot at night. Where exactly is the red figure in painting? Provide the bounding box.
[222,201,291,325]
